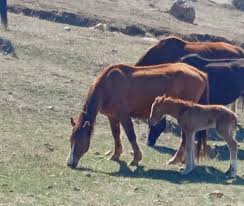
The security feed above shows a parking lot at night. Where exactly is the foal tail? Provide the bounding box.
[0,0,8,30]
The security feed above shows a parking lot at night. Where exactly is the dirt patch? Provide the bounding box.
[8,5,244,48]
[8,5,101,27]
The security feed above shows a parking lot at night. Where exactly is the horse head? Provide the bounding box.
[149,95,168,127]
[67,117,92,168]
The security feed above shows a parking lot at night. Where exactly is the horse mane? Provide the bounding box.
[158,35,187,44]
[135,35,187,66]
[77,64,124,135]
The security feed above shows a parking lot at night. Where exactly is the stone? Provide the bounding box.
[169,0,196,24]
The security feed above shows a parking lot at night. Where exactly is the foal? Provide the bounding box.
[149,95,238,177]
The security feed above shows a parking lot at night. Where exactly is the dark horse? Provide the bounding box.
[181,54,244,105]
[181,55,244,157]
[136,36,244,160]
[67,63,208,168]
[0,0,7,30]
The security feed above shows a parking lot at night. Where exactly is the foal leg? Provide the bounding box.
[167,130,186,165]
[108,117,123,161]
[120,115,142,166]
[217,123,238,177]
[195,130,208,161]
[182,131,196,175]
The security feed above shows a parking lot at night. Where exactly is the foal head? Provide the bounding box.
[67,117,92,168]
[149,95,169,127]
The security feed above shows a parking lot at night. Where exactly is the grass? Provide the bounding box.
[0,13,244,206]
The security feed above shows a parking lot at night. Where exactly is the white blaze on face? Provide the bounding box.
[67,144,75,166]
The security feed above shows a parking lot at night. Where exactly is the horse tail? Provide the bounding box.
[199,73,210,105]
[0,0,8,30]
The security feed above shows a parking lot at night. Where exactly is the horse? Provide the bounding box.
[136,36,244,66]
[135,35,244,163]
[0,0,7,30]
[67,63,208,168]
[149,95,238,177]
[181,55,244,105]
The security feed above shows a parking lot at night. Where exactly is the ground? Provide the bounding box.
[0,0,244,205]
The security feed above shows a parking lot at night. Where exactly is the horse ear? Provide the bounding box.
[70,117,75,127]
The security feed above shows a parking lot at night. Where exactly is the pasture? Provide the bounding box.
[1,1,244,205]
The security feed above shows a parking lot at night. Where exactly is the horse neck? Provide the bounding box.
[164,101,190,119]
[78,85,101,132]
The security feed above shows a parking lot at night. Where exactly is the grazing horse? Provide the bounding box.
[0,0,7,30]
[135,35,244,163]
[149,96,238,177]
[67,63,208,168]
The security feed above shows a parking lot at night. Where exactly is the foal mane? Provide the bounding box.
[164,96,195,107]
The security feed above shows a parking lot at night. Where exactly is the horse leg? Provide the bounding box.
[195,130,208,161]
[217,122,238,178]
[147,117,167,146]
[181,130,196,175]
[108,117,123,161]
[167,130,186,165]
[120,115,142,166]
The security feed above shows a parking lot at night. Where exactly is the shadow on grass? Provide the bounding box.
[151,145,176,156]
[211,145,244,161]
[77,160,244,185]
[151,145,244,161]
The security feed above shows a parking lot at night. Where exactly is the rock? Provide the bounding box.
[64,26,71,31]
[169,0,196,24]
[84,172,91,178]
[46,105,54,110]
[0,37,16,56]
[94,151,100,155]
[232,0,244,11]
[73,186,80,191]
[93,23,108,31]
[205,190,224,199]
[47,185,53,189]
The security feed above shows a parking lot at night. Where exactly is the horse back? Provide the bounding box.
[185,42,244,59]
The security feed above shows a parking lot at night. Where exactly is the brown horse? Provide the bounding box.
[67,63,208,168]
[136,36,244,162]
[149,96,238,177]
[136,36,244,66]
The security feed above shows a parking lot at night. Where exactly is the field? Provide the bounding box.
[1,0,244,205]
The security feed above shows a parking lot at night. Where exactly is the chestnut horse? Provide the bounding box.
[149,96,238,177]
[67,63,208,168]
[135,36,244,162]
[0,0,7,30]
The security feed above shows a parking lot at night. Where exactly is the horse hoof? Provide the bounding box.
[167,158,180,165]
[181,168,193,175]
[225,166,237,178]
[108,154,120,161]
[128,160,139,166]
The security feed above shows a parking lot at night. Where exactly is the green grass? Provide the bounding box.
[0,13,244,206]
